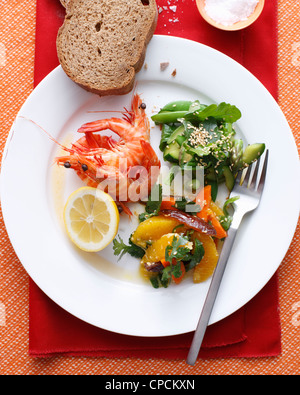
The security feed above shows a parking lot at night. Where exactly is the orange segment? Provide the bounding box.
[141,232,193,264]
[141,233,192,285]
[210,201,224,217]
[141,233,177,265]
[131,215,181,248]
[192,231,219,283]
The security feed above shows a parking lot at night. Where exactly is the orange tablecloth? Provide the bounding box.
[0,0,299,374]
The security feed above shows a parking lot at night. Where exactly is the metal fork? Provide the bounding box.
[186,149,269,366]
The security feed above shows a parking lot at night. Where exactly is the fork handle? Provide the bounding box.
[186,225,239,366]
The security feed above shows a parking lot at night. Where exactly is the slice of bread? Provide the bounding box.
[57,0,157,96]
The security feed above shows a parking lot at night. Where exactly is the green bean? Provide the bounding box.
[160,100,193,112]
[222,166,235,191]
[242,143,265,165]
[151,110,188,124]
[206,180,218,202]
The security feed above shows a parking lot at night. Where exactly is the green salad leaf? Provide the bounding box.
[186,102,242,123]
[159,124,176,151]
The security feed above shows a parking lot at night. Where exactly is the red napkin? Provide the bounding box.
[29,0,281,359]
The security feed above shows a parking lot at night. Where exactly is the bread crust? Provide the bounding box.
[57,0,157,96]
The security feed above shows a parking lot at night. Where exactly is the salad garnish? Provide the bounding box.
[152,99,265,195]
[113,183,225,288]
[113,235,145,260]
[113,99,266,288]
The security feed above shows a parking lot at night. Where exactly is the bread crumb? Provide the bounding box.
[144,63,148,70]
[160,62,170,71]
[171,69,177,77]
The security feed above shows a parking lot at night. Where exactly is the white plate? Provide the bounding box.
[1,36,299,337]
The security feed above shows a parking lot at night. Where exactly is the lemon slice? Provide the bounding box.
[64,187,119,252]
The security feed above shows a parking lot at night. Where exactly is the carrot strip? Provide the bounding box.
[172,262,186,284]
[207,209,227,239]
[196,185,212,221]
[161,258,185,284]
[195,185,227,239]
[160,197,177,211]
[161,258,170,268]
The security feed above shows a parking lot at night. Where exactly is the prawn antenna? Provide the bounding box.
[18,115,73,153]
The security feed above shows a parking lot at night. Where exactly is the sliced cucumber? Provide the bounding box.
[179,146,193,166]
[167,125,185,145]
[175,135,186,146]
[184,178,201,193]
[163,141,181,163]
[205,167,217,181]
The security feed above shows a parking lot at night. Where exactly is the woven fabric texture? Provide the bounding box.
[0,0,299,374]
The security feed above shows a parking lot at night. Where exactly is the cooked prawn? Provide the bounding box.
[56,94,161,214]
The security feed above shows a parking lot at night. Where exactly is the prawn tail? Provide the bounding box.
[117,201,133,217]
[77,118,131,139]
[140,139,161,170]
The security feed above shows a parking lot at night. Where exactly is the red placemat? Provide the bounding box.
[29,0,281,359]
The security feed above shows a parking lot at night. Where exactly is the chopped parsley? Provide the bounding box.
[219,196,240,231]
[185,239,204,272]
[113,236,145,260]
[138,183,162,223]
[173,197,201,213]
[152,235,204,288]
[161,261,183,284]
[165,235,191,263]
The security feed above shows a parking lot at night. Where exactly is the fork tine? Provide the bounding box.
[249,156,261,189]
[257,149,269,194]
[235,167,243,186]
[242,163,252,186]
